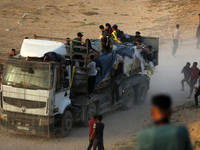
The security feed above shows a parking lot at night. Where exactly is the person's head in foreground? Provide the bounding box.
[90,55,95,61]
[151,94,172,125]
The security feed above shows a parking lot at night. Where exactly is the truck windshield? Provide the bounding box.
[2,60,54,90]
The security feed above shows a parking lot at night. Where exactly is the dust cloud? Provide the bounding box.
[149,37,200,107]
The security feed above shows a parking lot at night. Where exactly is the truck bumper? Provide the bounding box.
[0,111,54,136]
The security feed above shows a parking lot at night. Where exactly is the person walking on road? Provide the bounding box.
[91,115,105,150]
[172,24,182,57]
[136,94,193,150]
[194,71,200,107]
[181,62,191,91]
[87,114,97,150]
[196,25,200,49]
[188,62,199,99]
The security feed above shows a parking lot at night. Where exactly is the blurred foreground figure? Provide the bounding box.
[136,95,193,150]
[181,62,191,91]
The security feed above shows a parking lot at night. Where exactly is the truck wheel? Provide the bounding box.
[56,110,73,137]
[135,81,148,104]
[122,87,134,109]
[82,103,96,127]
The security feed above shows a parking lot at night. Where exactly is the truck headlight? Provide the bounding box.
[0,114,7,121]
[39,118,53,126]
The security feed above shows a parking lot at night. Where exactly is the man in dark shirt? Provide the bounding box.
[99,25,111,38]
[188,62,199,99]
[92,115,105,150]
[26,52,67,71]
[181,62,191,91]
[134,31,142,45]
[112,62,123,104]
[73,32,83,52]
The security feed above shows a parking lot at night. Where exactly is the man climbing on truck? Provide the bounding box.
[84,55,97,99]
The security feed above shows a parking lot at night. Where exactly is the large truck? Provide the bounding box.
[0,35,159,137]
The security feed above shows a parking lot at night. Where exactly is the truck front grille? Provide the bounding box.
[3,97,46,109]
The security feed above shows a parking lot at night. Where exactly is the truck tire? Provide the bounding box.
[122,87,134,109]
[135,81,148,104]
[81,103,96,127]
[56,110,73,137]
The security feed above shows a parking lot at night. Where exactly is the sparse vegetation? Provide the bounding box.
[82,11,98,16]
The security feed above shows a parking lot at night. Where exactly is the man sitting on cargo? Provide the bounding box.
[111,24,123,43]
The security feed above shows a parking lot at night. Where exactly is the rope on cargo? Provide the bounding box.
[70,66,76,87]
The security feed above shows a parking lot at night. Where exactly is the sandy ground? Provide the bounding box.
[1,0,200,150]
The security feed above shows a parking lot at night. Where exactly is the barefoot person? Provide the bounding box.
[136,94,193,150]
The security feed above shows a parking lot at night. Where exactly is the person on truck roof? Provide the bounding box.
[134,31,142,45]
[84,55,97,99]
[99,25,111,38]
[100,36,113,54]
[26,52,68,72]
[105,23,112,35]
[111,24,123,43]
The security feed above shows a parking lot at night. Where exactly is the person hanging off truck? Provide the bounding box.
[84,55,97,99]
[111,62,123,105]
[26,51,68,72]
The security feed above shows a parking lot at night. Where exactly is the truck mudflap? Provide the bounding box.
[0,111,54,137]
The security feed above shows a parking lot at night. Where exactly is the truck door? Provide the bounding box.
[54,67,70,113]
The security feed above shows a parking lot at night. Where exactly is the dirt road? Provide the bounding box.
[1,0,200,149]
